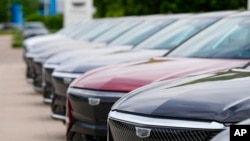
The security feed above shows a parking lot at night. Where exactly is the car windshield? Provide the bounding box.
[136,17,219,50]
[77,21,120,41]
[168,17,250,59]
[245,63,250,70]
[71,21,104,39]
[92,21,141,43]
[109,19,176,46]
[57,22,85,35]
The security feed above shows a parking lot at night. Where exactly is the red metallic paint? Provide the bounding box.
[71,57,249,92]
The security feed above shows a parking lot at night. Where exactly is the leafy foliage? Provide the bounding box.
[0,0,40,22]
[94,0,247,18]
[26,14,63,30]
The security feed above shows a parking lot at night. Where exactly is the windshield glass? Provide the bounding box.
[92,21,141,43]
[72,21,104,39]
[136,17,219,50]
[56,25,75,34]
[77,21,120,41]
[57,22,87,35]
[246,63,250,69]
[168,17,250,59]
[109,19,176,46]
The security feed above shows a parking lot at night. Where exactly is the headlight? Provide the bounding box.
[67,87,126,98]
[52,71,82,84]
[43,63,59,69]
[34,57,46,63]
[52,71,82,79]
[25,52,37,58]
[63,78,73,84]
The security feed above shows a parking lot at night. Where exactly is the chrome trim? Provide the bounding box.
[232,68,250,73]
[26,78,34,83]
[136,127,151,138]
[68,88,126,98]
[109,111,226,129]
[43,98,52,104]
[26,53,37,58]
[52,71,82,78]
[51,113,66,121]
[34,57,45,63]
[43,63,59,69]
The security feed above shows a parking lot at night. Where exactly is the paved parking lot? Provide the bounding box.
[0,35,65,141]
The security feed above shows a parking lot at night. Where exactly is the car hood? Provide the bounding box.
[24,34,63,51]
[38,45,134,64]
[114,70,250,123]
[44,42,108,65]
[71,58,249,92]
[54,49,167,73]
[28,38,86,54]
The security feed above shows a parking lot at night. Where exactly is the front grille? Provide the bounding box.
[52,76,70,96]
[109,119,222,141]
[44,68,54,82]
[33,62,43,87]
[26,58,35,79]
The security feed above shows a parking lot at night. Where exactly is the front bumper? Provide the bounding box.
[108,111,225,141]
[51,72,81,121]
[67,88,125,139]
[67,120,107,141]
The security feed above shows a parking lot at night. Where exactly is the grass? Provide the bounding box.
[0,30,23,48]
[12,30,23,48]
[0,28,58,48]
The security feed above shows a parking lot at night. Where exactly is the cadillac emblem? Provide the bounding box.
[63,78,72,84]
[135,127,151,138]
[88,98,100,106]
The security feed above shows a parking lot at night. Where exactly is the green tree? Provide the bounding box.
[0,0,12,22]
[0,0,39,22]
[94,0,247,18]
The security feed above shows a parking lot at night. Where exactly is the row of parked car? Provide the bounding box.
[23,11,250,141]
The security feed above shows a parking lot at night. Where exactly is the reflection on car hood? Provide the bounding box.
[114,70,250,123]
[44,42,107,64]
[28,39,88,54]
[25,34,63,51]
[71,58,249,92]
[55,49,167,73]
[33,42,111,62]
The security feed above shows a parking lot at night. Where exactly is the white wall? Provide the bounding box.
[248,0,250,10]
[56,0,65,13]
[64,0,95,26]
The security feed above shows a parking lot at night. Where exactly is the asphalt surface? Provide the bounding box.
[0,35,65,141]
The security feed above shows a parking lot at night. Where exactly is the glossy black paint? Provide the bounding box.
[43,68,54,100]
[55,60,106,73]
[33,62,43,90]
[26,57,35,80]
[113,70,250,123]
[51,75,71,116]
[67,91,120,138]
